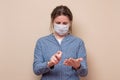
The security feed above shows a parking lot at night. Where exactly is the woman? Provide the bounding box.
[33,5,88,80]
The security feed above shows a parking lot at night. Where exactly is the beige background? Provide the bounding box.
[0,0,120,80]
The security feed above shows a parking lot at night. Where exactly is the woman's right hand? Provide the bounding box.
[47,51,62,67]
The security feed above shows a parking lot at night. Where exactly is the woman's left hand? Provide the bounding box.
[64,58,83,69]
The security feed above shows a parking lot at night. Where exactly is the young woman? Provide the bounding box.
[33,5,88,80]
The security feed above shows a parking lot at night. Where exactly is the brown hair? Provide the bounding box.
[50,5,73,33]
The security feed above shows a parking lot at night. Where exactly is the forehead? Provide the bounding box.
[54,15,70,22]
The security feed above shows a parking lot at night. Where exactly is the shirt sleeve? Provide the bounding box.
[76,40,88,77]
[33,39,52,75]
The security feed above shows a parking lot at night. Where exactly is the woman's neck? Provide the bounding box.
[54,32,65,40]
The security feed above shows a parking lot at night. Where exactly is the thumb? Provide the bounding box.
[57,51,62,56]
[57,51,62,54]
[56,51,62,59]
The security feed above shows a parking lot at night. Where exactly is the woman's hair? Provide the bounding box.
[50,5,73,33]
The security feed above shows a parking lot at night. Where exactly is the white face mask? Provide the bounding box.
[54,23,69,36]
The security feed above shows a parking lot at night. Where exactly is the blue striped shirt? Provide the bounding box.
[33,34,88,80]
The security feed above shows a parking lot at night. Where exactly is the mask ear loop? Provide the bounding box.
[49,21,55,34]
[68,22,72,34]
[52,23,57,34]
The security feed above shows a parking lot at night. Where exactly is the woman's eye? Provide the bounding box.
[56,22,61,24]
[63,22,68,25]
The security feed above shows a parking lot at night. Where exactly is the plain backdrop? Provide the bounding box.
[0,0,120,80]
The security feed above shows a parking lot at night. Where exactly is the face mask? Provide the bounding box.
[54,23,69,36]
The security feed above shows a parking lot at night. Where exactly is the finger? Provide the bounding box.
[56,51,62,60]
[68,58,75,63]
[63,59,68,64]
[57,51,62,57]
[65,61,72,66]
[51,59,57,65]
[55,55,61,61]
[63,61,70,66]
[77,58,83,62]
[66,58,73,62]
[51,60,56,65]
[63,59,70,65]
[69,58,74,61]
[66,59,73,66]
[53,60,58,64]
[64,62,68,66]
[52,56,59,63]
[57,51,62,54]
